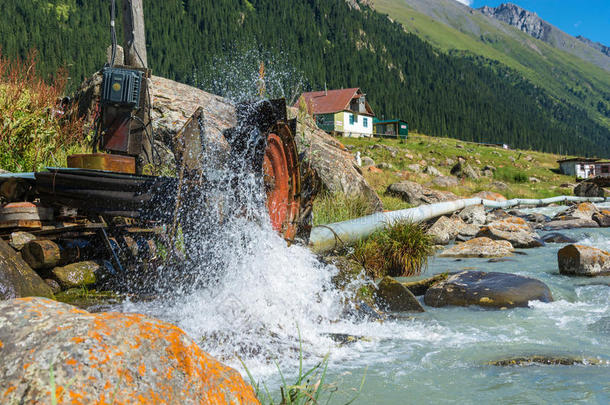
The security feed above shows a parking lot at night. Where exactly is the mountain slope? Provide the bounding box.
[0,0,609,157]
[375,0,610,128]
[478,2,610,70]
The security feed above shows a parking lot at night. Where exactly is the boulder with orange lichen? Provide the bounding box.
[558,244,610,277]
[0,297,259,405]
[476,216,543,248]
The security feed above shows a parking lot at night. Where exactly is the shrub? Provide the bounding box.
[353,220,433,278]
[313,192,375,225]
[0,51,85,172]
[494,166,528,183]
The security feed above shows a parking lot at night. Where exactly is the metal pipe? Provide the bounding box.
[308,196,609,254]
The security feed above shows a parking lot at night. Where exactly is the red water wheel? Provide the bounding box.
[262,122,301,242]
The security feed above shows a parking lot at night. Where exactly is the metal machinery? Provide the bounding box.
[51,0,306,244]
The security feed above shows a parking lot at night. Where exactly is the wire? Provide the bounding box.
[110,0,117,67]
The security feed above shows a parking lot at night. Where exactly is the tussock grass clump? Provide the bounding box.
[0,51,85,172]
[312,192,375,225]
[353,220,433,278]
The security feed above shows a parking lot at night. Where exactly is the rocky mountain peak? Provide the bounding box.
[479,2,551,41]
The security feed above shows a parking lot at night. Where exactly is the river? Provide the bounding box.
[120,202,610,404]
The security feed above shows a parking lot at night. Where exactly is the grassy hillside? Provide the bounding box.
[375,0,610,129]
[317,133,581,219]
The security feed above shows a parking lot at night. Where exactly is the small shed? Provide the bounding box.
[373,119,408,140]
[557,158,599,179]
[594,161,610,178]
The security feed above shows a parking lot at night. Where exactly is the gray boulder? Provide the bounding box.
[376,162,393,170]
[458,205,486,226]
[427,215,479,245]
[386,181,458,206]
[0,239,53,300]
[574,182,604,197]
[406,163,421,173]
[0,297,259,404]
[431,175,459,188]
[362,156,375,167]
[424,166,442,177]
[450,161,479,179]
[375,276,425,312]
[424,271,553,308]
[554,202,599,221]
[558,244,610,276]
[593,211,610,227]
[438,237,514,258]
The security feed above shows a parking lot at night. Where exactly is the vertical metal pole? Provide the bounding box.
[122,0,148,68]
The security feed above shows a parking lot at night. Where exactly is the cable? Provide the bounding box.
[110,0,117,67]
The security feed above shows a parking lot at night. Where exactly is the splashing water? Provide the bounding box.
[122,98,361,375]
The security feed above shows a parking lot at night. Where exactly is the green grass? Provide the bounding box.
[374,0,610,129]
[240,328,366,404]
[353,220,433,278]
[312,192,377,226]
[494,167,528,183]
[339,133,577,203]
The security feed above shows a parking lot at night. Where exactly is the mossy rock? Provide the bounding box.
[0,239,53,300]
[51,261,101,289]
[55,288,123,310]
[375,276,425,312]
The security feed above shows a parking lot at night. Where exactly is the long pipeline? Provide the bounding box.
[308,195,608,254]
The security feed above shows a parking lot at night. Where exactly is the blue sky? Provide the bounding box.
[461,1,610,45]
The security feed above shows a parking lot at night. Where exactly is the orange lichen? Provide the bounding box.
[4,298,260,405]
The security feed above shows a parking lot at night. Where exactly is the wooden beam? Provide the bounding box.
[121,0,148,68]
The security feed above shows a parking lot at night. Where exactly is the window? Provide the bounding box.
[349,114,355,125]
[363,117,368,128]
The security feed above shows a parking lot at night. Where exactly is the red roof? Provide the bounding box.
[295,88,374,116]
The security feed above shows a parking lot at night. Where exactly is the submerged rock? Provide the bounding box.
[386,180,458,206]
[0,239,53,300]
[438,237,514,258]
[541,232,577,244]
[544,218,599,230]
[424,271,553,309]
[401,273,449,296]
[0,297,259,404]
[487,356,607,366]
[375,276,425,312]
[476,216,543,248]
[558,244,610,276]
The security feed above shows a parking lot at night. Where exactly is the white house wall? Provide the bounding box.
[341,112,373,137]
